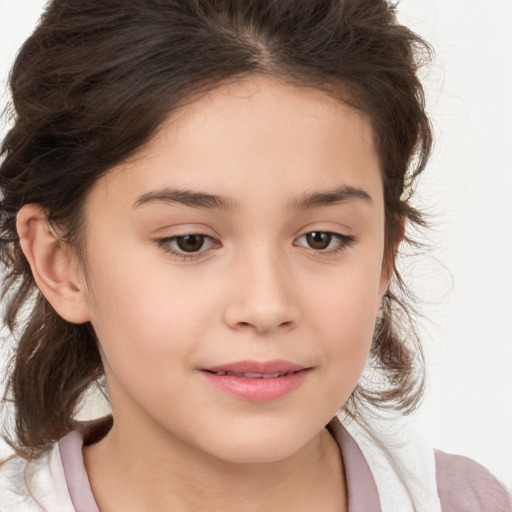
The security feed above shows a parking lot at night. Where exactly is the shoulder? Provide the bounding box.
[0,444,75,512]
[435,450,512,512]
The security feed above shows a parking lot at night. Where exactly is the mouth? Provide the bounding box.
[200,360,312,402]
[204,369,299,379]
[202,359,308,375]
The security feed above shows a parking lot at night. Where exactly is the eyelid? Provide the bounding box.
[293,231,356,254]
[154,233,221,261]
[153,228,356,262]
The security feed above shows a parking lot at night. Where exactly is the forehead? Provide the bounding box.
[92,76,382,212]
[153,76,376,167]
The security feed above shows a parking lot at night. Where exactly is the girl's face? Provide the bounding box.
[80,76,389,463]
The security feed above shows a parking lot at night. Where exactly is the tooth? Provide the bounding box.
[217,371,288,378]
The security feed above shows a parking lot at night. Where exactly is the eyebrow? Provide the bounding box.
[290,185,372,210]
[133,184,372,212]
[133,188,239,213]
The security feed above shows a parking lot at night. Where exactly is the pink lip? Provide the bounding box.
[205,360,306,374]
[200,360,311,402]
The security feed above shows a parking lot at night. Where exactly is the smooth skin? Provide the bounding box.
[17,76,394,511]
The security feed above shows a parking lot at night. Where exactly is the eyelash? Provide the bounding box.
[155,234,220,261]
[294,232,356,255]
[155,231,356,261]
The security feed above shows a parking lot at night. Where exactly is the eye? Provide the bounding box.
[295,231,355,253]
[174,234,211,253]
[156,234,219,258]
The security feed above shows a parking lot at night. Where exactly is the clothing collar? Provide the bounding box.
[58,414,381,512]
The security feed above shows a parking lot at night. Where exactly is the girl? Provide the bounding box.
[0,0,510,510]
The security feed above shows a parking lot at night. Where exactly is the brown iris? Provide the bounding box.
[176,234,206,252]
[306,232,333,250]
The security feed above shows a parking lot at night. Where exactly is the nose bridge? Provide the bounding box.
[224,240,299,333]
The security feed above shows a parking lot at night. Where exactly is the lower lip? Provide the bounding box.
[201,369,311,402]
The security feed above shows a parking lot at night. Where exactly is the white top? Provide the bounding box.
[1,414,510,511]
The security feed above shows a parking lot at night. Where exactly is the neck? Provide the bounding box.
[83,417,346,512]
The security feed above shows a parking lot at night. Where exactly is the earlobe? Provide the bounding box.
[378,258,393,306]
[16,204,91,324]
[378,215,406,302]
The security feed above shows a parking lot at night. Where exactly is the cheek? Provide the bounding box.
[83,244,220,379]
[305,264,381,387]
[318,292,376,366]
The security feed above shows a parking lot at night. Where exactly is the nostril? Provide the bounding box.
[233,319,294,333]
[224,298,300,333]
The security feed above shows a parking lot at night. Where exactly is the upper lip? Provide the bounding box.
[202,360,308,374]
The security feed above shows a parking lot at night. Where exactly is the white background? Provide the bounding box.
[1,0,511,489]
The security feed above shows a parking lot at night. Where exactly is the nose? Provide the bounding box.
[223,250,300,334]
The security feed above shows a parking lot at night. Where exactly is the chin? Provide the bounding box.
[199,429,313,465]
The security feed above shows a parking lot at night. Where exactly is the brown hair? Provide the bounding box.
[1,0,432,459]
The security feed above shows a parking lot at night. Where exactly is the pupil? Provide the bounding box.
[306,232,331,250]
[177,235,204,252]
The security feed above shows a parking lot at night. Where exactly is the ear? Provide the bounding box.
[378,215,406,300]
[16,204,91,324]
